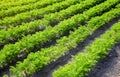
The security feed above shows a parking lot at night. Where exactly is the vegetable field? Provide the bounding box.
[0,0,120,77]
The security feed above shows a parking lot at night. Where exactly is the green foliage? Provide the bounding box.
[0,0,103,45]
[8,2,120,77]
[0,0,64,18]
[0,0,84,27]
[0,0,38,10]
[0,0,120,77]
[0,0,107,68]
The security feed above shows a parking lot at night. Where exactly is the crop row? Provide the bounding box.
[0,0,84,27]
[8,5,120,77]
[0,0,39,10]
[0,0,119,69]
[0,0,64,18]
[53,18,120,77]
[0,0,102,47]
